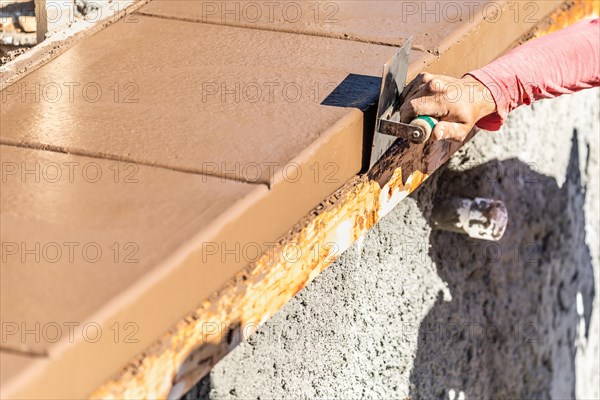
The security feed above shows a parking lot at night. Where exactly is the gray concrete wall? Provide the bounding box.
[186,88,599,400]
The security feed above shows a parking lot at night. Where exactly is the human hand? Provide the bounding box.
[399,73,496,142]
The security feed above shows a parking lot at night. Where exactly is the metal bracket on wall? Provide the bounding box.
[430,197,508,241]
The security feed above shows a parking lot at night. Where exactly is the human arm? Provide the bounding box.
[399,18,600,141]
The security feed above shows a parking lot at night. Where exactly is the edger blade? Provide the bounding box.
[369,38,412,169]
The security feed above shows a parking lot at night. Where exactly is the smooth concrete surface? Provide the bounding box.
[140,0,562,79]
[141,1,561,52]
[0,145,282,398]
[140,0,470,48]
[0,16,399,305]
[0,14,395,185]
[0,353,35,389]
[186,90,600,399]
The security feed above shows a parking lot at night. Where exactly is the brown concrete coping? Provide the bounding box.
[139,0,564,77]
[1,0,593,398]
[0,14,397,184]
[0,16,400,278]
[140,0,446,48]
[0,144,269,398]
[140,1,557,50]
[0,353,35,391]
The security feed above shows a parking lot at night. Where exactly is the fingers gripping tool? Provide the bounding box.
[369,38,439,169]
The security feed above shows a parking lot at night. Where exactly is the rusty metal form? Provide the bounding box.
[524,0,599,39]
[90,2,598,399]
[90,140,454,400]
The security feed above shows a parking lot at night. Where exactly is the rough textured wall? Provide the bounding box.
[186,88,599,400]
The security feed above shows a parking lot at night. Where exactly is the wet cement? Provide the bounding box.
[186,88,599,399]
[0,145,274,399]
[140,0,561,54]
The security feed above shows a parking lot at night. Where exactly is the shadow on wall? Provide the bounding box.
[409,131,595,399]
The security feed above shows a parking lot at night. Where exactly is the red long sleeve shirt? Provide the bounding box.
[468,18,600,131]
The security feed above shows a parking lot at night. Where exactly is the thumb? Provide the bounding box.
[432,121,469,142]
